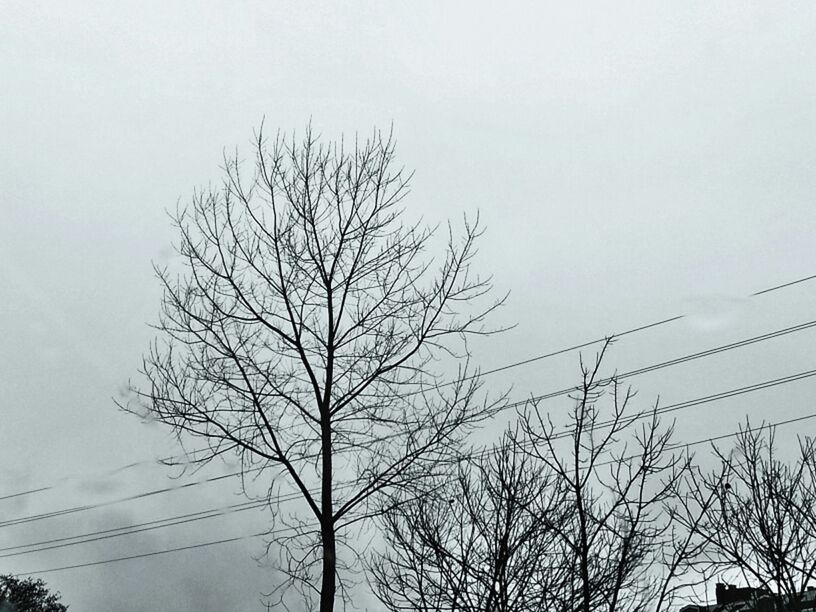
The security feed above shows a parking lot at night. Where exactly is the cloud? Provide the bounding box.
[682,294,751,332]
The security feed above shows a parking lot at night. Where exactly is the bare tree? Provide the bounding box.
[515,341,697,612]
[677,423,816,610]
[124,126,505,612]
[370,431,573,612]
[371,342,700,612]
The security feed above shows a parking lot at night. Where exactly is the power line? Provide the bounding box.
[15,529,273,577]
[0,470,254,529]
[678,410,816,449]
[0,500,264,557]
[471,271,816,381]
[600,408,816,468]
[462,369,816,463]
[17,404,816,578]
[6,308,802,521]
[1,364,814,550]
[751,273,816,296]
[499,318,816,413]
[464,315,684,380]
[2,320,814,531]
[0,449,220,504]
[1,272,813,506]
[545,368,816,442]
[363,318,816,455]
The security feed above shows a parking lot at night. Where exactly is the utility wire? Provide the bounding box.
[460,272,816,382]
[545,368,816,442]
[751,273,816,296]
[466,369,816,461]
[499,318,816,413]
[5,308,804,521]
[336,319,816,456]
[15,529,273,577]
[2,364,814,555]
[3,272,813,505]
[17,403,816,578]
[0,470,252,529]
[1,320,814,531]
[461,315,684,380]
[0,500,264,557]
[598,408,816,468]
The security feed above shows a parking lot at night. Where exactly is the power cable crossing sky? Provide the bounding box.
[1,272,815,577]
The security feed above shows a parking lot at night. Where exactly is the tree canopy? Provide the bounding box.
[126,125,505,611]
[0,576,68,612]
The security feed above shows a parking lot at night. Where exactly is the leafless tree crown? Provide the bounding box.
[677,424,816,608]
[372,342,699,612]
[125,125,506,611]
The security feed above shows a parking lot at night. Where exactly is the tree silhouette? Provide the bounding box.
[677,423,816,610]
[0,575,68,612]
[372,342,700,612]
[124,125,506,611]
[371,431,572,612]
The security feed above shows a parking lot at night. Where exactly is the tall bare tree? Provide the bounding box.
[677,423,816,610]
[371,342,701,612]
[124,126,505,611]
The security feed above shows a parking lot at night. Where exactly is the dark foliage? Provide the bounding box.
[0,576,68,612]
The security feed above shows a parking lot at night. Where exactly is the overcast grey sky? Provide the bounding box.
[2,2,816,610]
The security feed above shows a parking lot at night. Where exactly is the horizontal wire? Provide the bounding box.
[2,322,814,531]
[0,500,264,557]
[2,271,812,504]
[0,470,252,529]
[17,530,273,576]
[18,403,816,577]
[501,318,816,412]
[1,365,813,560]
[545,369,816,443]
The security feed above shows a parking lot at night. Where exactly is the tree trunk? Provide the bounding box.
[320,518,336,612]
[320,412,335,612]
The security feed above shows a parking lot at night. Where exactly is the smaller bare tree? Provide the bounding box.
[516,340,696,612]
[677,423,816,610]
[370,431,573,612]
[371,341,701,612]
